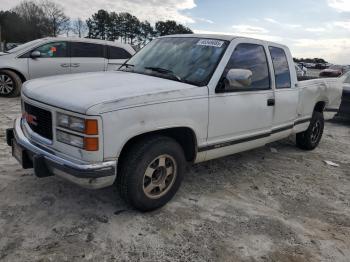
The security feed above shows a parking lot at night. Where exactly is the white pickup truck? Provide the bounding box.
[6,34,342,211]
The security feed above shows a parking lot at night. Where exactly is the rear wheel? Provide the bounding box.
[296,111,324,150]
[118,136,186,212]
[0,70,22,97]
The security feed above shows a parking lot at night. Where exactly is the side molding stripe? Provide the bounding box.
[294,118,312,125]
[198,117,311,152]
[324,108,338,113]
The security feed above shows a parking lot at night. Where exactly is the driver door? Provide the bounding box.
[28,41,71,79]
[205,40,274,160]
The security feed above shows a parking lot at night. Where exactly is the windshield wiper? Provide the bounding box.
[118,63,135,71]
[144,67,182,81]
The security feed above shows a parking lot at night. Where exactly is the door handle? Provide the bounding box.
[267,98,275,106]
[71,63,80,68]
[60,63,70,68]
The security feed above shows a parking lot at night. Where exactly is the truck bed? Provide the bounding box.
[297,77,343,118]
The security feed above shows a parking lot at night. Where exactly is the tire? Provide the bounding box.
[296,111,324,150]
[0,70,22,97]
[118,136,186,212]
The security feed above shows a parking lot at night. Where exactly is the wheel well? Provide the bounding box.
[119,128,198,163]
[0,68,26,83]
[314,101,326,113]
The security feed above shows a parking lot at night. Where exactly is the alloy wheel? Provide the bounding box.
[0,74,14,95]
[143,154,177,199]
[311,121,321,143]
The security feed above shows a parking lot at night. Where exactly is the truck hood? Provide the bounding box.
[22,71,203,114]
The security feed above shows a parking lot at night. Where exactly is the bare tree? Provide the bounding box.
[62,20,71,37]
[41,0,69,37]
[12,1,49,39]
[72,18,87,38]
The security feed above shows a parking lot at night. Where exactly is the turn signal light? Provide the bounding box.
[84,137,99,151]
[85,119,98,135]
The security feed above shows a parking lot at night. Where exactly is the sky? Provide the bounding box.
[2,0,350,64]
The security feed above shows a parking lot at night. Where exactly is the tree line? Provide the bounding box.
[294,58,328,64]
[0,0,193,48]
[0,1,70,44]
[86,10,192,45]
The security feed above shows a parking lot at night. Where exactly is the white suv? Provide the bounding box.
[0,37,135,97]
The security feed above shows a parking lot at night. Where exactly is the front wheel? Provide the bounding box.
[296,111,324,150]
[118,136,186,212]
[0,70,22,97]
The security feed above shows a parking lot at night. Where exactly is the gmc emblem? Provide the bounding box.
[23,112,38,126]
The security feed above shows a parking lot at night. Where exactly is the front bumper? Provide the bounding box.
[6,117,117,189]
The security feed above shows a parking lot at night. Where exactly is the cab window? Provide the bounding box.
[34,42,68,58]
[108,46,132,59]
[269,46,291,89]
[220,43,270,91]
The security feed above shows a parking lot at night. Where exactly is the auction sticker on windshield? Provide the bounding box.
[197,39,224,47]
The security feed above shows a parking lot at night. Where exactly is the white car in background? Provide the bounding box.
[295,64,306,77]
[0,37,135,97]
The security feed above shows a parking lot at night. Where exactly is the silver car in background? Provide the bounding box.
[0,37,135,97]
[295,63,307,77]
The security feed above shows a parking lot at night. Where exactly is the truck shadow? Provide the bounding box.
[327,116,350,127]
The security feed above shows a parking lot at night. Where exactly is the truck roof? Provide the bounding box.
[161,34,237,41]
[161,34,288,49]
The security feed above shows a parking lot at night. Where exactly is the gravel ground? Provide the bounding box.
[0,97,350,262]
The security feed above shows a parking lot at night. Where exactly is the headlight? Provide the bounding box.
[57,113,98,135]
[57,113,85,133]
[56,130,99,151]
[56,130,84,148]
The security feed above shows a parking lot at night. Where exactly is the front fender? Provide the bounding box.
[101,98,208,160]
[0,56,29,81]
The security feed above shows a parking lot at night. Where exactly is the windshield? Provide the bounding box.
[120,37,229,86]
[7,39,44,53]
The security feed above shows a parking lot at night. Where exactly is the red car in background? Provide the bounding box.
[320,65,349,78]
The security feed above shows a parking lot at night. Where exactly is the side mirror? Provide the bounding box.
[224,69,253,89]
[30,51,41,59]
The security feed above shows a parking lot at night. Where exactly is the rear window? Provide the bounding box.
[71,42,104,58]
[269,47,291,89]
[108,46,132,59]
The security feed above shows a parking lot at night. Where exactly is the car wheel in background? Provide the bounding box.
[296,111,324,150]
[0,70,22,97]
[118,136,186,212]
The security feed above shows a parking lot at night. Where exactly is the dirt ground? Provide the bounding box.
[0,97,350,262]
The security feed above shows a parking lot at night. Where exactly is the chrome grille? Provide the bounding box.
[24,103,53,140]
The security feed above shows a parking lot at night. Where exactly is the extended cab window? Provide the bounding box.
[71,42,104,58]
[34,42,68,58]
[108,46,132,59]
[269,46,291,89]
[221,43,270,91]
